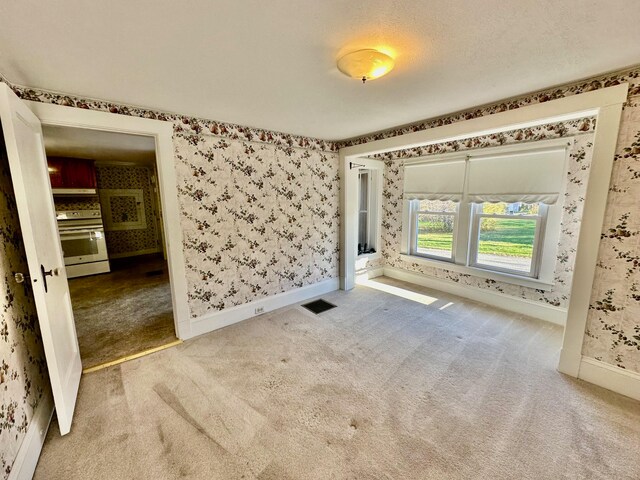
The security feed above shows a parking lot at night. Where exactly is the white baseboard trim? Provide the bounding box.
[187,278,340,339]
[383,266,567,326]
[578,357,640,401]
[8,391,54,480]
[355,267,384,282]
[109,247,161,259]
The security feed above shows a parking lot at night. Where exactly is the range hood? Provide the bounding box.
[51,188,97,195]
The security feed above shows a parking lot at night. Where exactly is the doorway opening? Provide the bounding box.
[42,125,179,371]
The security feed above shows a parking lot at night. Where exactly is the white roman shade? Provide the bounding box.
[466,147,567,204]
[403,159,466,202]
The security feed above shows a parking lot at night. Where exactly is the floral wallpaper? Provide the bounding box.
[96,165,161,257]
[174,133,339,318]
[0,131,49,478]
[53,196,100,212]
[108,194,141,224]
[370,118,595,161]
[582,96,640,372]
[380,120,594,310]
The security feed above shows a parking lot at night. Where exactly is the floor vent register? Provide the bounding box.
[301,299,336,315]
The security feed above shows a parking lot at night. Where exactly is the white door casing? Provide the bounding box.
[25,101,191,339]
[0,83,82,435]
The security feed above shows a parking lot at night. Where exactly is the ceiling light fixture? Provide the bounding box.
[337,48,395,84]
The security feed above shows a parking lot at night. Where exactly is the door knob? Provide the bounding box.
[13,272,29,284]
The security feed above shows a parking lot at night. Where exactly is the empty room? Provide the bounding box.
[0,2,639,479]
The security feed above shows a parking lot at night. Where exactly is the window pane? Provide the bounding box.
[358,211,368,247]
[476,217,536,273]
[418,199,457,213]
[359,171,369,211]
[416,213,454,259]
[478,202,539,215]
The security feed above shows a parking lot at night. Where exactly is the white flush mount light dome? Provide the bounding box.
[337,49,395,84]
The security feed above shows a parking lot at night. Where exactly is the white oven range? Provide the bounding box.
[56,210,110,278]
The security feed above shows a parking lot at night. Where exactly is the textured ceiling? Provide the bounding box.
[43,126,156,165]
[2,1,640,140]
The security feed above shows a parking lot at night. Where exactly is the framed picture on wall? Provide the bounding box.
[99,189,147,231]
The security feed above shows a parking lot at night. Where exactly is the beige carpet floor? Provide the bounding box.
[36,277,640,479]
[69,254,177,369]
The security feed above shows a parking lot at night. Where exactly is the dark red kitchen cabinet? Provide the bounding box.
[47,157,65,188]
[65,158,97,188]
[47,157,97,189]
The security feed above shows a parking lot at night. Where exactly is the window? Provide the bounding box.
[401,139,569,284]
[357,169,378,255]
[410,200,458,261]
[469,202,547,277]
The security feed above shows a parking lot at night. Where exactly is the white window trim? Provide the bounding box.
[357,170,370,248]
[357,251,380,260]
[408,200,458,263]
[402,202,558,289]
[357,169,380,256]
[354,159,384,262]
[400,139,570,286]
[468,204,548,278]
[398,253,555,290]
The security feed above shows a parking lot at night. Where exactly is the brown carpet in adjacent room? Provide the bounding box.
[36,277,640,479]
[69,254,177,369]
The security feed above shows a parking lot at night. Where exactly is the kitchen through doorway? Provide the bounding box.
[43,125,179,370]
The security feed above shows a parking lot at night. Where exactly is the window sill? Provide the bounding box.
[399,254,555,291]
[355,252,381,271]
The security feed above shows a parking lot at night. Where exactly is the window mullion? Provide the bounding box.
[454,155,472,266]
[408,201,417,255]
[531,215,544,278]
[366,172,372,248]
[468,204,481,267]
[455,202,472,266]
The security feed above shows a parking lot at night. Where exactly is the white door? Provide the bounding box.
[0,83,81,435]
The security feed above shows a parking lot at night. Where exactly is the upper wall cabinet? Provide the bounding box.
[47,157,97,193]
